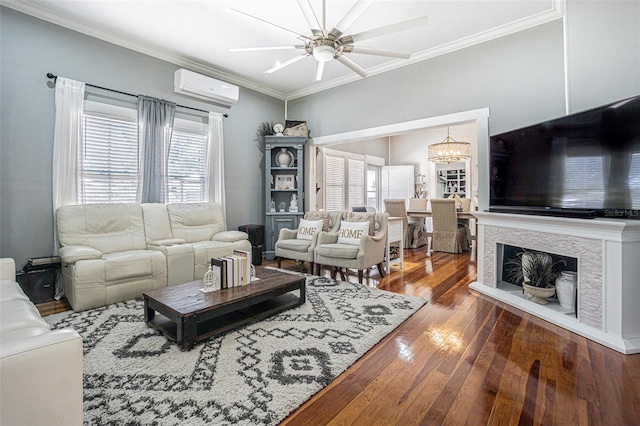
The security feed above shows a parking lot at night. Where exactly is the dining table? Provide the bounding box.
[406,210,477,220]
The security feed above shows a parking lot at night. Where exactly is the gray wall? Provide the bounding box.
[0,7,284,267]
[566,1,640,112]
[288,19,566,137]
[289,0,640,137]
[2,1,639,268]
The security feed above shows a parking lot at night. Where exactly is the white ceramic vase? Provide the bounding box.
[555,271,577,310]
[275,148,295,167]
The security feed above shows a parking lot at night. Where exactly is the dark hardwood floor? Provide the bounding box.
[38,249,640,425]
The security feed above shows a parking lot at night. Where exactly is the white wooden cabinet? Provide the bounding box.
[385,216,404,273]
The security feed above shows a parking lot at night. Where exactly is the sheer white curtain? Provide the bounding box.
[52,77,85,248]
[137,96,176,203]
[205,112,226,217]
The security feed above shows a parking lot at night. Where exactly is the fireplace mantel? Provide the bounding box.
[469,211,640,354]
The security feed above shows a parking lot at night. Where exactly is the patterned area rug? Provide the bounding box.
[46,275,426,425]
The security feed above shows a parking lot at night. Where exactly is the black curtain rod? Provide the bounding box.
[46,73,228,118]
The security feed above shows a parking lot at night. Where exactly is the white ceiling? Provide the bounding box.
[4,0,563,100]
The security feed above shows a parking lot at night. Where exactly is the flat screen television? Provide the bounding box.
[489,95,640,219]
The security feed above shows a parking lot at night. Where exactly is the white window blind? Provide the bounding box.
[167,128,207,203]
[80,112,138,203]
[80,100,208,204]
[325,155,345,211]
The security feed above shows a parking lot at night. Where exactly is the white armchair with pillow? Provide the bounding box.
[314,212,389,284]
[275,211,343,273]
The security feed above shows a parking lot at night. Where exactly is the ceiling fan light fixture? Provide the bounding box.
[313,45,336,62]
[428,128,471,163]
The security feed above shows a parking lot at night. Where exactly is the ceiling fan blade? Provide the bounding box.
[342,46,412,59]
[297,0,325,37]
[230,46,303,53]
[314,61,325,81]
[336,54,368,78]
[227,8,311,41]
[264,53,309,74]
[341,16,428,44]
[331,0,374,38]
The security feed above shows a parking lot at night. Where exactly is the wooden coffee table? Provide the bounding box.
[143,267,306,351]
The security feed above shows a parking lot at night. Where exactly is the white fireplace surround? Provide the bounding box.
[469,211,640,354]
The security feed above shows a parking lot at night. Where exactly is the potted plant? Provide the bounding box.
[505,249,565,304]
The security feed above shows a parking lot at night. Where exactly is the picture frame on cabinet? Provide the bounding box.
[275,174,295,190]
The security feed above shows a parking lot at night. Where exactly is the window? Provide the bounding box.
[167,127,207,203]
[80,112,138,203]
[322,148,384,211]
[80,100,207,204]
[348,158,365,208]
[324,154,345,211]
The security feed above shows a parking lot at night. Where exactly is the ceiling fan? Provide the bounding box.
[228,0,428,81]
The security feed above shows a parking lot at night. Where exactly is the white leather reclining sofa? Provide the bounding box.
[0,258,83,425]
[56,202,251,311]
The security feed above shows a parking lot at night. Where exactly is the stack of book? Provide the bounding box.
[209,249,253,289]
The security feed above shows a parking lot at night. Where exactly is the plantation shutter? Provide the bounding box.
[325,154,345,211]
[80,112,138,203]
[348,157,365,209]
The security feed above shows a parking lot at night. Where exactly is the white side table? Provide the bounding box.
[386,217,404,273]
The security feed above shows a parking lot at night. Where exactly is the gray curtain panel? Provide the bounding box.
[137,95,176,203]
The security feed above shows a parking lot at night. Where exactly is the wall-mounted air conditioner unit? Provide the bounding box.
[174,69,239,107]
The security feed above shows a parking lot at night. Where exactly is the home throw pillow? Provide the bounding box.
[303,211,333,232]
[297,219,323,240]
[337,221,370,245]
[344,212,378,236]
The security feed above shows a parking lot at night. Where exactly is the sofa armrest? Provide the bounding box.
[58,246,102,263]
[278,228,299,241]
[0,258,16,281]
[0,328,83,426]
[58,245,102,264]
[317,231,339,245]
[211,230,249,243]
[148,238,186,246]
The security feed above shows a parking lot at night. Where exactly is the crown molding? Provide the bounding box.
[0,0,287,101]
[284,0,564,100]
[3,0,563,102]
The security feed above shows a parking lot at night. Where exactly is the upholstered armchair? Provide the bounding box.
[275,211,343,273]
[430,198,470,253]
[314,212,389,284]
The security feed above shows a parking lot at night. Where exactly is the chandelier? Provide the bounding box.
[427,127,471,163]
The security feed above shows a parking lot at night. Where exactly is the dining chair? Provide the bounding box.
[407,198,429,248]
[429,198,470,253]
[383,199,422,249]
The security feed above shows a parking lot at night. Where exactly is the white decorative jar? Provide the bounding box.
[555,271,577,310]
[275,148,295,167]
